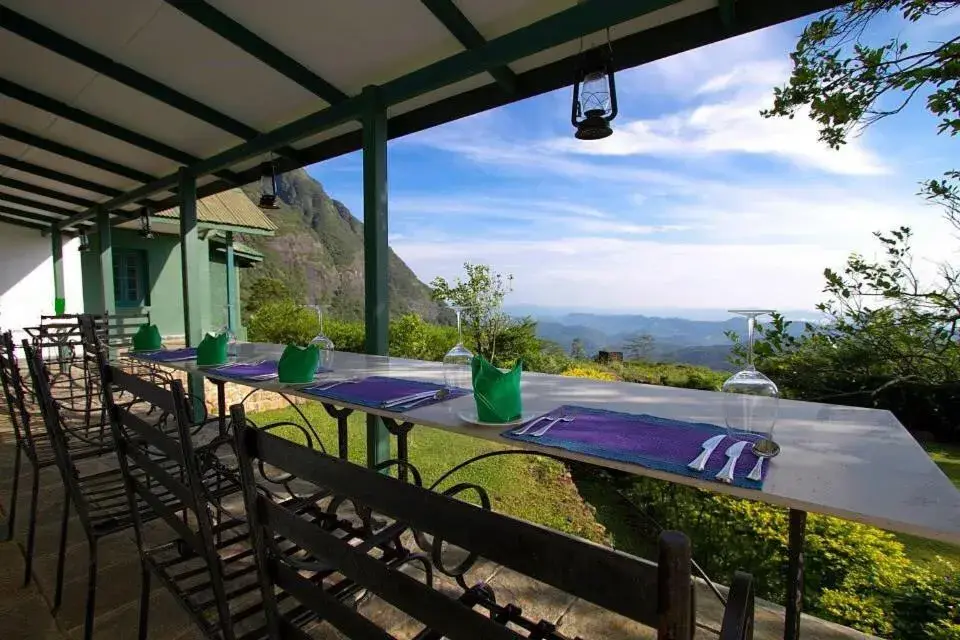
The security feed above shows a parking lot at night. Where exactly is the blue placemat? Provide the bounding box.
[136,347,197,363]
[301,376,469,412]
[502,405,767,489]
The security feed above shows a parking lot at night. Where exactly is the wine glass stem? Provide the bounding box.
[456,308,463,345]
[746,315,756,369]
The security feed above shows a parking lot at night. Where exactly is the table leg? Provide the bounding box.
[785,508,807,640]
[381,418,413,482]
[321,403,353,460]
[214,380,227,436]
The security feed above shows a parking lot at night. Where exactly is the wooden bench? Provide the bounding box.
[231,403,756,640]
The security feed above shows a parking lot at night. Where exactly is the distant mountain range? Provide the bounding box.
[528,311,812,371]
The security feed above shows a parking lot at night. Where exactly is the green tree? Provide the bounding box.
[430,263,514,361]
[743,229,960,440]
[764,0,960,222]
[623,333,655,361]
[570,338,587,360]
[243,277,295,321]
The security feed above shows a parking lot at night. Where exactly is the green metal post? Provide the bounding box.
[51,228,65,315]
[224,231,237,334]
[178,168,205,412]
[363,85,390,469]
[97,208,116,359]
[96,208,115,316]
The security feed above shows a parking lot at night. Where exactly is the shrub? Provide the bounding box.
[247,299,318,345]
[562,365,619,381]
[592,472,959,638]
[323,318,364,353]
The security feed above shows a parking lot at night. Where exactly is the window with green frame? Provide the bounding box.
[113,250,149,308]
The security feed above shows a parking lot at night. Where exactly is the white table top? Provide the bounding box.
[139,343,960,544]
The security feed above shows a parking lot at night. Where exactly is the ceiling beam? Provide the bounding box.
[0,204,63,223]
[0,123,157,183]
[163,0,349,104]
[0,6,304,164]
[0,175,97,208]
[0,211,56,232]
[0,192,78,217]
[719,0,736,29]
[419,0,517,93]
[0,77,241,185]
[0,153,167,213]
[0,152,122,197]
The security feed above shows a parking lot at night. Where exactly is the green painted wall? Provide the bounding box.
[80,229,248,339]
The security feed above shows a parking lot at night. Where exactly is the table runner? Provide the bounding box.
[302,376,469,412]
[502,405,768,489]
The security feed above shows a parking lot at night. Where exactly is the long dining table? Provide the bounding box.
[131,342,960,640]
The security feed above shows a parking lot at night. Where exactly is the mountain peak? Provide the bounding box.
[240,171,444,322]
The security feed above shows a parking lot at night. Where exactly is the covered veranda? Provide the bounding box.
[4,1,953,640]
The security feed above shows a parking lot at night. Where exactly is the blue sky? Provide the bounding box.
[307,11,959,315]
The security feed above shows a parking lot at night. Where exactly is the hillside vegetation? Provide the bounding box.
[238,169,447,323]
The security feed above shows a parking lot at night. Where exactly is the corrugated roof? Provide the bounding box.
[155,188,277,234]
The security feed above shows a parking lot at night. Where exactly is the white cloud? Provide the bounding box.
[392,180,957,311]
[551,92,888,176]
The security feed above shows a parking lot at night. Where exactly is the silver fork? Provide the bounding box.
[512,414,551,436]
[531,416,574,437]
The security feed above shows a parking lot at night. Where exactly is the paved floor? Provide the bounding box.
[0,387,876,639]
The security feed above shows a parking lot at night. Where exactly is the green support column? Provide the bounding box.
[224,231,238,334]
[97,208,116,359]
[363,85,390,469]
[96,208,115,316]
[178,168,205,410]
[51,228,65,315]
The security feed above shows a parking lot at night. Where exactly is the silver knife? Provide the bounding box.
[687,434,726,472]
[715,441,749,483]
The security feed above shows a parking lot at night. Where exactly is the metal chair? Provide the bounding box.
[0,331,113,586]
[23,342,196,640]
[104,364,252,640]
[107,364,355,640]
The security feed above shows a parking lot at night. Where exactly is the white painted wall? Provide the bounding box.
[0,222,85,346]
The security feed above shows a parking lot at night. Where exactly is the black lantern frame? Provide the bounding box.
[138,207,154,239]
[571,46,618,140]
[259,160,281,210]
[78,228,90,252]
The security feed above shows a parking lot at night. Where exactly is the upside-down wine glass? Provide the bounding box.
[309,305,335,373]
[723,310,781,458]
[221,305,238,359]
[443,306,473,391]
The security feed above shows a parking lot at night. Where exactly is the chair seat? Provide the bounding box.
[142,510,390,640]
[78,458,241,538]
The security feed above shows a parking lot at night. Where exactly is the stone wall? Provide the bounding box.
[158,366,305,415]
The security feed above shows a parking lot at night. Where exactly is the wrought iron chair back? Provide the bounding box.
[232,404,726,640]
[1,330,36,460]
[23,342,99,533]
[104,363,243,640]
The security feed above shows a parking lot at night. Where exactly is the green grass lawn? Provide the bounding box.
[250,403,960,575]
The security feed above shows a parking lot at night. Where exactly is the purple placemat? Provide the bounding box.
[207,360,279,380]
[137,347,197,363]
[301,376,469,412]
[502,405,768,489]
